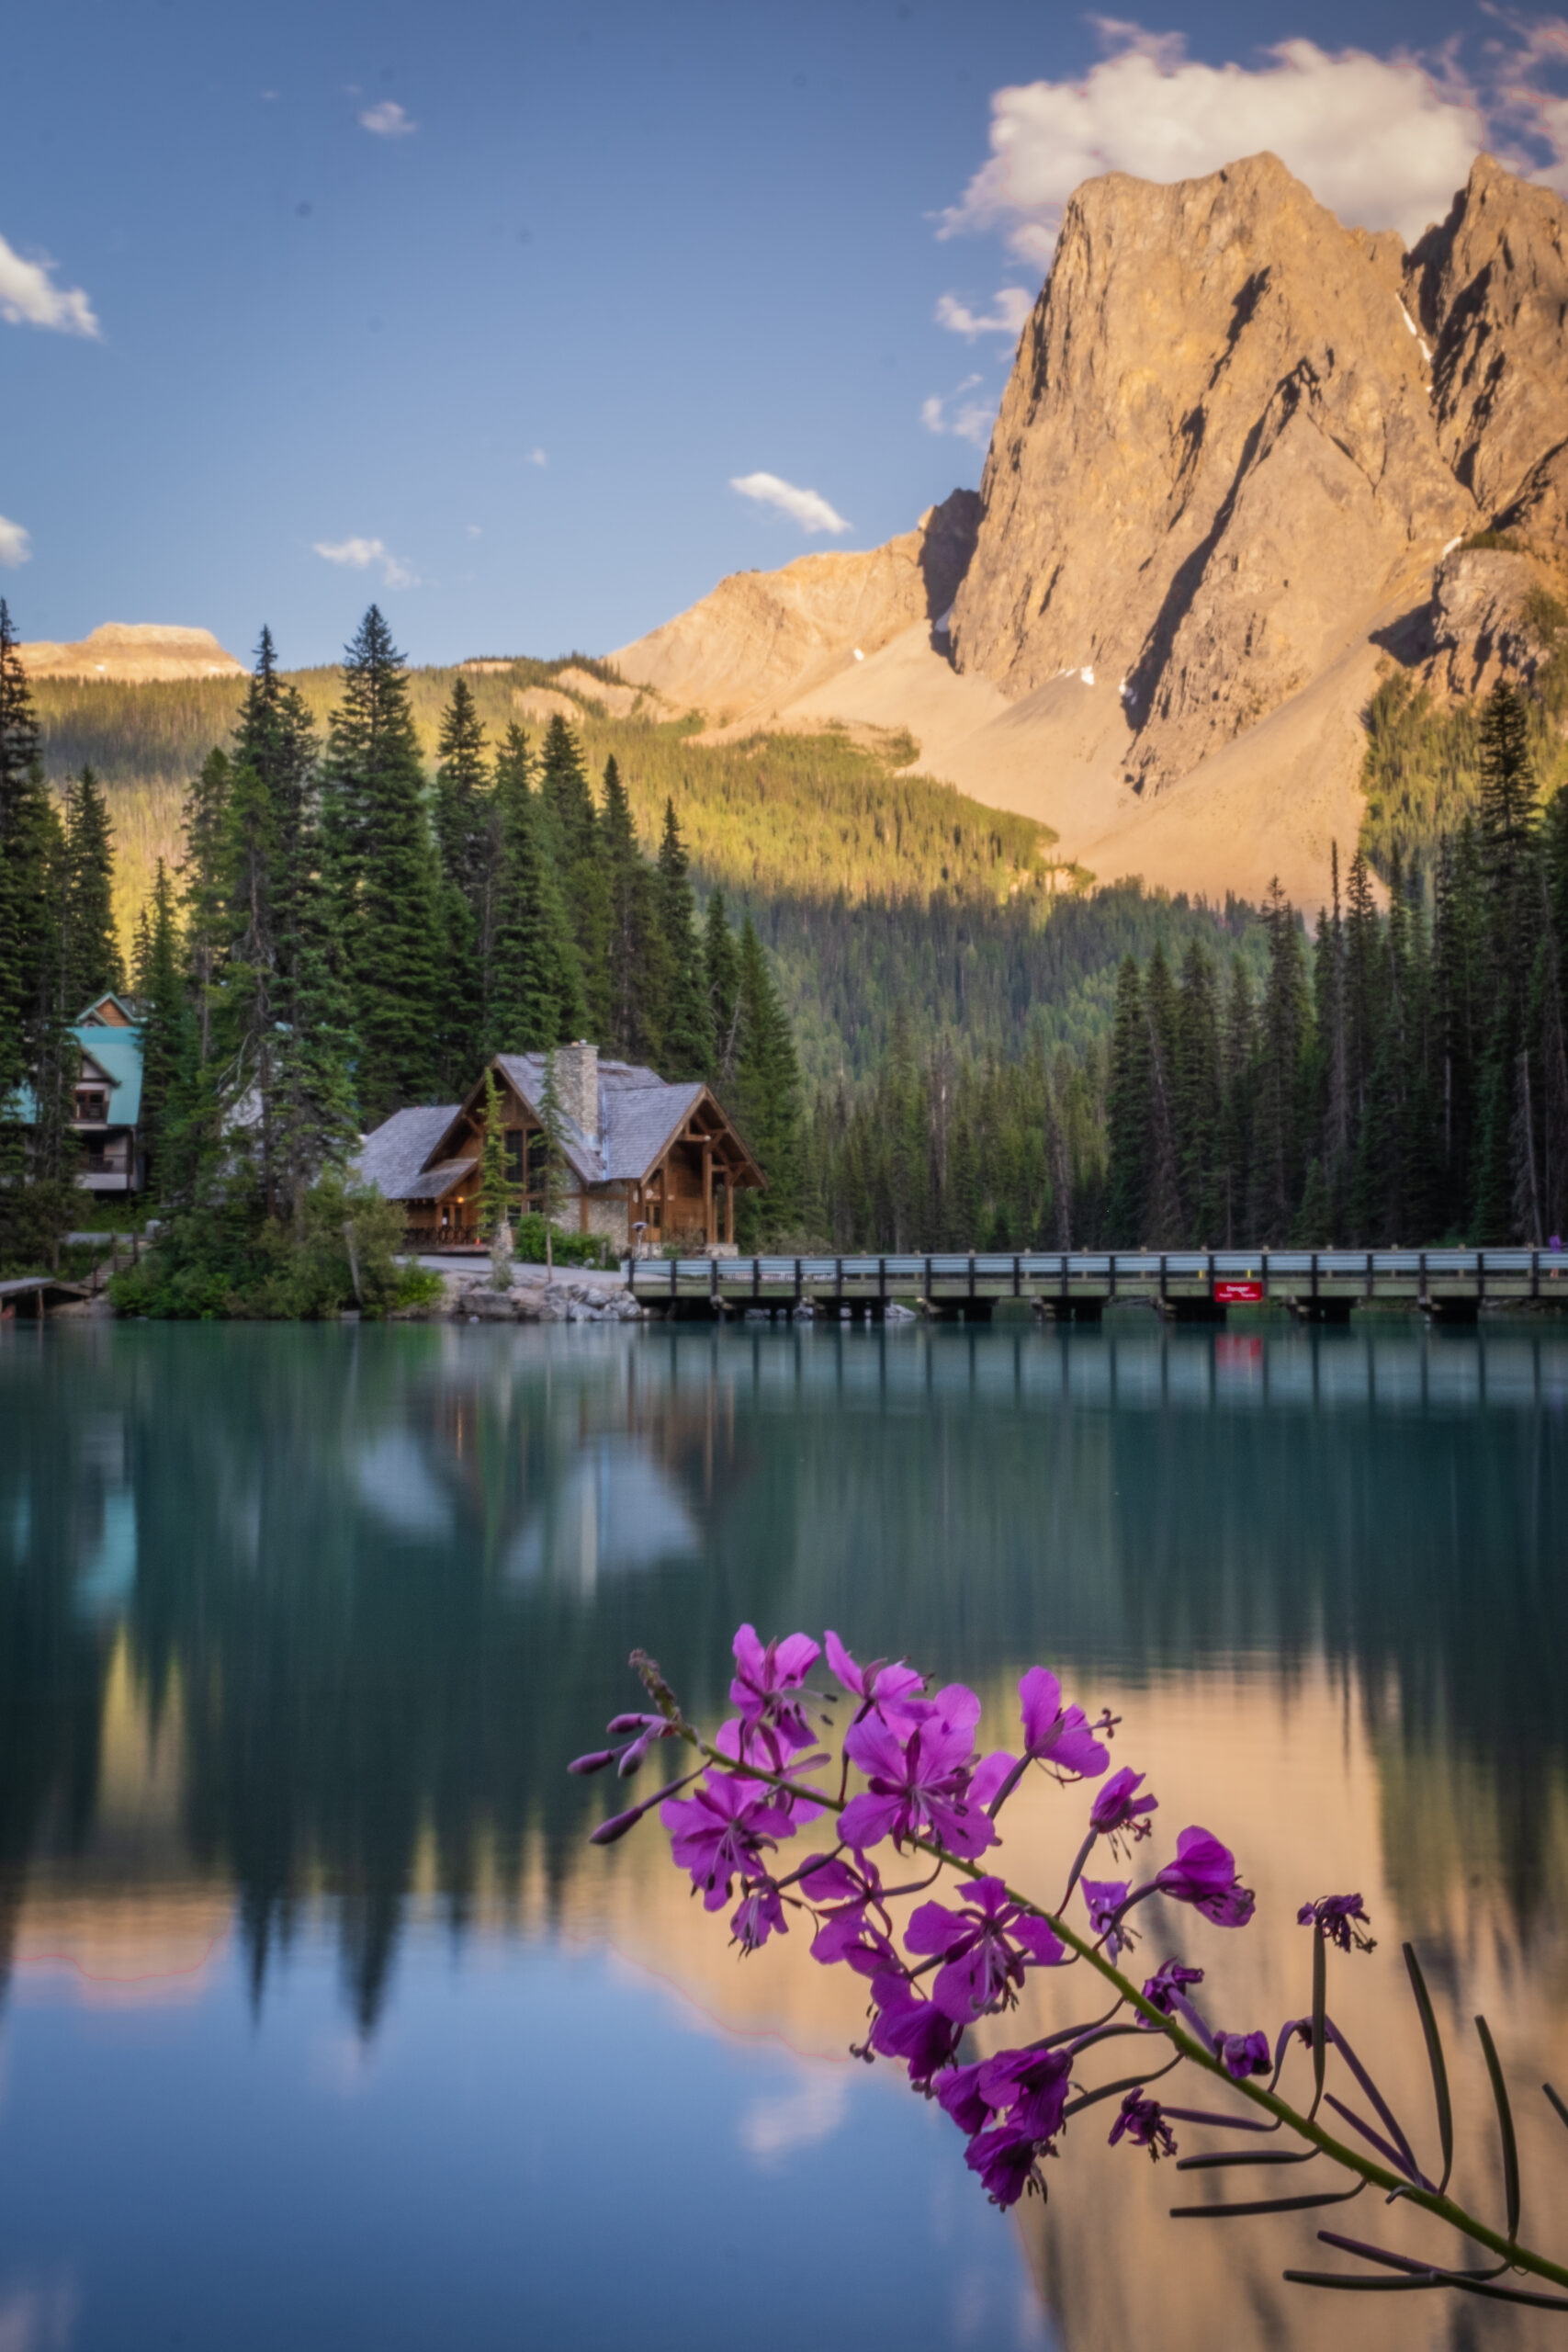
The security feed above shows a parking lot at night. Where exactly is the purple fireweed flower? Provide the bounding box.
[964,2122,1049,2208]
[1080,1876,1131,1961]
[1297,1893,1376,1953]
[936,2062,993,2136]
[823,1630,929,1729]
[1213,2028,1271,2081]
[711,1715,827,1822]
[730,1877,788,1952]
[1153,1826,1256,1926]
[976,2045,1074,2142]
[1109,2089,1177,2160]
[905,1877,1066,2022]
[801,1852,898,1975]
[1139,1957,1205,2023]
[567,1748,616,1775]
[1089,1766,1157,1846]
[728,1624,822,1769]
[660,1770,796,1910]
[866,1971,963,2087]
[1018,1666,1111,1780]
[840,1689,998,1858]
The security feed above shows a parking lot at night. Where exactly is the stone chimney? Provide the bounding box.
[552,1041,599,1142]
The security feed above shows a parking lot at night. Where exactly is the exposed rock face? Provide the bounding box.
[609,152,1567,908]
[1406,155,1568,548]
[613,490,978,726]
[950,153,1473,792]
[17,623,246,683]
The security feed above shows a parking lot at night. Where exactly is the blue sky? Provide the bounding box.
[5,0,1566,668]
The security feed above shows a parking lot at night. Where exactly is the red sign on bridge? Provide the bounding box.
[1213,1277,1264,1304]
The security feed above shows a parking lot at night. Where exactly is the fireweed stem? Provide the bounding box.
[679,1729,1568,2294]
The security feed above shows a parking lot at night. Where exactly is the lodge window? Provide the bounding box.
[75,1091,107,1124]
[525,1134,549,1194]
[504,1126,525,1182]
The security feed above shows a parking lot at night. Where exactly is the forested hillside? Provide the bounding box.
[30,650,1258,1081]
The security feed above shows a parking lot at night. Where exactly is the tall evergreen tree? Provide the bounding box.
[537,714,610,1040]
[1250,881,1310,1243]
[733,916,803,1241]
[320,606,441,1123]
[62,766,124,1010]
[487,727,586,1053]
[705,889,743,1087]
[1174,939,1223,1241]
[179,747,231,1068]
[1104,955,1150,1245]
[1472,682,1541,1238]
[1217,955,1257,1248]
[133,859,191,1200]
[601,754,659,1061]
[652,798,712,1080]
[1142,941,1184,1244]
[432,677,491,1089]
[0,600,73,1218]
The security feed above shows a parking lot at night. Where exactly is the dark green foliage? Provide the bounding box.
[433,677,491,1089]
[731,915,804,1243]
[0,600,71,1203]
[477,1068,510,1238]
[1104,957,1149,1246]
[538,713,609,1039]
[705,888,742,1085]
[652,798,712,1080]
[1249,881,1310,1244]
[601,754,661,1062]
[487,728,587,1052]
[107,1175,442,1318]
[321,607,441,1122]
[132,859,191,1199]
[62,767,124,1009]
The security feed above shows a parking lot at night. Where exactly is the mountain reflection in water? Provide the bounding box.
[1,1318,1564,2350]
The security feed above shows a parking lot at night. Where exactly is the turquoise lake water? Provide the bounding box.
[1,1317,1565,2350]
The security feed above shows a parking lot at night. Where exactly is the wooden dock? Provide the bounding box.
[628,1249,1568,1322]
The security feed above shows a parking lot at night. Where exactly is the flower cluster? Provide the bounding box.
[566,1620,1568,2310]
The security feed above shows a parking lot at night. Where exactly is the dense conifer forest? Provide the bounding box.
[5,597,1566,1272]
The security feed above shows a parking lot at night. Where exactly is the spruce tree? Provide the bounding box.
[432,677,491,1089]
[1142,941,1183,1245]
[487,728,586,1052]
[536,1047,569,1275]
[652,798,712,1080]
[1217,956,1257,1248]
[320,606,441,1123]
[1174,940,1222,1242]
[1431,821,1486,1233]
[1103,955,1150,1245]
[1473,682,1542,1238]
[62,766,124,1010]
[134,859,192,1202]
[601,755,660,1061]
[733,916,802,1241]
[538,714,610,1039]
[180,747,231,1067]
[1250,881,1310,1244]
[476,1068,511,1238]
[705,889,742,1086]
[0,599,73,1224]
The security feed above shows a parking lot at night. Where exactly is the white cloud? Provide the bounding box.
[729,471,850,536]
[358,100,416,137]
[939,27,1495,257]
[526,447,547,468]
[920,374,997,450]
[0,232,99,337]
[466,523,483,539]
[935,287,1033,339]
[739,2070,848,2164]
[0,514,31,569]
[312,536,417,589]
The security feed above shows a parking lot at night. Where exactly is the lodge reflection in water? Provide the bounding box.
[2,1317,1564,2036]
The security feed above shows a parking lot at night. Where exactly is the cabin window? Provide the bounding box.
[505,1126,525,1182]
[75,1090,107,1124]
[525,1134,550,1195]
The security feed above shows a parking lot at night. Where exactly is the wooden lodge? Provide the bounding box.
[355,1043,763,1251]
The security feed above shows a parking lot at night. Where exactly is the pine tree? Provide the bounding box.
[733,916,803,1242]
[133,859,191,1201]
[652,798,712,1080]
[62,766,124,1010]
[538,714,610,1039]
[476,1068,511,1238]
[0,599,73,1225]
[1142,941,1183,1245]
[487,728,586,1052]
[432,677,491,1090]
[1217,956,1257,1248]
[601,755,660,1061]
[705,889,743,1086]
[1250,881,1310,1244]
[1431,821,1486,1233]
[1104,955,1150,1245]
[1317,843,1349,1223]
[535,1047,569,1274]
[1174,940,1223,1242]
[1473,683,1542,1238]
[320,606,441,1124]
[179,748,231,1067]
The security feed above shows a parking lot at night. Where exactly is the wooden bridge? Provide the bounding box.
[628,1249,1568,1322]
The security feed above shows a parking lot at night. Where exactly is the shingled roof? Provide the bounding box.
[495,1054,711,1185]
[355,1104,461,1200]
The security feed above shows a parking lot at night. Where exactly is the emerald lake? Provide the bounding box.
[2,1317,1565,2351]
